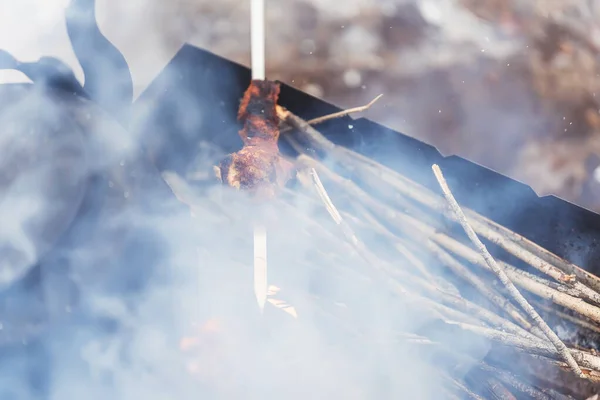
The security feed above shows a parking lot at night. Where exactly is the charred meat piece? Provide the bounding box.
[217,80,294,199]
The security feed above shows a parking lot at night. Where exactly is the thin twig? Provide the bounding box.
[447,321,600,372]
[310,168,348,236]
[479,363,552,400]
[306,94,383,126]
[306,167,387,271]
[430,232,600,323]
[298,170,451,290]
[427,241,535,332]
[483,218,600,294]
[529,297,600,335]
[524,354,600,384]
[486,377,517,400]
[279,95,383,135]
[441,372,485,400]
[446,214,600,305]
[398,330,587,396]
[432,164,584,378]
[345,200,445,284]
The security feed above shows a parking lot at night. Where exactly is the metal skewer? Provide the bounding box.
[253,224,268,311]
[250,0,268,312]
[250,0,265,80]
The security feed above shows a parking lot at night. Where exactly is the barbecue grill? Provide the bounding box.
[136,43,600,277]
[2,1,600,398]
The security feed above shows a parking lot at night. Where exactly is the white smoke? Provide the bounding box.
[0,0,529,399]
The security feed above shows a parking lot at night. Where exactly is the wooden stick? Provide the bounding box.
[279,95,383,136]
[427,240,535,332]
[309,168,361,248]
[305,94,383,126]
[482,218,600,294]
[486,377,517,400]
[429,232,600,322]
[529,298,600,335]
[441,372,485,400]
[449,321,600,373]
[432,164,584,378]
[478,363,553,400]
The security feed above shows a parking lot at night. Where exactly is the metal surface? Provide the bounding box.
[133,44,600,276]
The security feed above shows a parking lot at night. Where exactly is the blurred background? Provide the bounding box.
[3,0,600,211]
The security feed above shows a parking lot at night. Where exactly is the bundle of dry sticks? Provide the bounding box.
[276,102,600,399]
[167,81,600,399]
